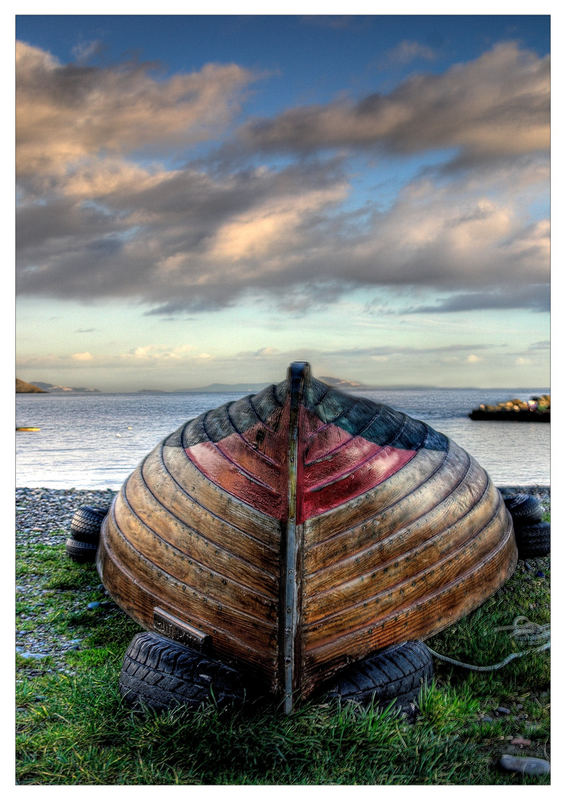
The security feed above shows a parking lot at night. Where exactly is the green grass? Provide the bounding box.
[15,538,550,785]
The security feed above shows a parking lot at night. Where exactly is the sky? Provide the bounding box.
[14,9,551,391]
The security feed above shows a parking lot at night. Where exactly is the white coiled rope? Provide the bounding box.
[425,616,550,672]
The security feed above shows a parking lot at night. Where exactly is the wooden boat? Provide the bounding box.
[97,362,517,712]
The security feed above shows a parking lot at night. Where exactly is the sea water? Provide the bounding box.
[16,388,550,489]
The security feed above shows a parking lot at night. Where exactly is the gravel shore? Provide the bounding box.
[16,487,117,546]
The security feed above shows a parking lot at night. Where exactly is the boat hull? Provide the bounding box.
[97,363,517,707]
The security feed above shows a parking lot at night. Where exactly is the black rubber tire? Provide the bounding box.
[515,521,550,559]
[504,494,543,526]
[324,640,433,709]
[65,537,98,563]
[70,506,109,543]
[119,631,247,713]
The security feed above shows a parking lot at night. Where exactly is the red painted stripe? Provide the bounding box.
[186,441,286,519]
[303,436,383,490]
[215,434,284,489]
[185,397,417,524]
[298,409,417,521]
[185,400,290,519]
[304,422,354,465]
[301,447,416,521]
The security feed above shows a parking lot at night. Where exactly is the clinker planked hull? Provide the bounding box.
[97,362,517,710]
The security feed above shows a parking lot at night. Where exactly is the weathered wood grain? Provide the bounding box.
[114,487,277,619]
[147,444,281,553]
[98,528,278,681]
[303,444,454,558]
[123,462,279,595]
[303,497,509,639]
[303,464,495,618]
[301,519,516,693]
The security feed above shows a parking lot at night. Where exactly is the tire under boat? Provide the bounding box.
[96,362,517,712]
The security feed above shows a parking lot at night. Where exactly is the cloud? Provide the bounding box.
[71,39,104,64]
[241,42,549,166]
[129,344,196,361]
[324,343,494,358]
[16,158,549,312]
[383,40,437,66]
[16,158,350,308]
[16,40,256,177]
[15,40,549,317]
[466,354,482,363]
[401,283,550,314]
[16,148,548,313]
[16,343,210,370]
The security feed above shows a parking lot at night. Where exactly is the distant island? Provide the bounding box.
[29,381,100,393]
[136,376,439,393]
[137,376,373,394]
[16,378,47,393]
[16,378,101,393]
[19,376,505,395]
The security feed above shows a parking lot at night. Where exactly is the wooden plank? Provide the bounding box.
[226,396,290,467]
[251,384,285,424]
[158,440,281,545]
[216,427,285,482]
[303,436,415,490]
[97,530,278,684]
[303,444,449,548]
[303,422,354,465]
[303,443,463,569]
[125,461,279,594]
[303,466,495,619]
[104,504,278,656]
[185,441,285,518]
[304,450,484,594]
[114,487,278,619]
[143,443,280,553]
[301,442,417,520]
[303,495,508,640]
[300,520,517,697]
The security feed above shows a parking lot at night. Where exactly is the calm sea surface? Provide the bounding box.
[16,388,550,489]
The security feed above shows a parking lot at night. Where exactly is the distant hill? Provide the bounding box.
[139,382,271,394]
[138,375,373,393]
[319,376,369,390]
[16,378,47,393]
[31,381,100,393]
